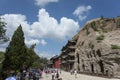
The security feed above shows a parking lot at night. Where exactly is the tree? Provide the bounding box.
[27,44,42,68]
[0,16,8,43]
[39,57,48,68]
[0,51,4,71]
[2,25,27,72]
[26,44,38,68]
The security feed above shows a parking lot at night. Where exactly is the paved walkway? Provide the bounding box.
[40,70,120,80]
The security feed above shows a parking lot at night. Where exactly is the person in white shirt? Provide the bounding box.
[74,69,77,78]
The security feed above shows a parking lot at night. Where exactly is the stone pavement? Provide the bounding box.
[40,70,120,80]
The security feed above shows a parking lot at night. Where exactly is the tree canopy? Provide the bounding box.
[0,16,8,43]
[1,25,48,79]
[2,25,28,71]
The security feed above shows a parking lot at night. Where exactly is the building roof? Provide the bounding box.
[61,61,67,64]
[67,60,75,63]
[68,53,75,56]
[61,55,68,58]
[50,55,59,60]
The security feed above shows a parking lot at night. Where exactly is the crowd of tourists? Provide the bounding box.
[5,68,43,80]
[42,68,61,80]
[5,68,62,80]
[70,69,77,78]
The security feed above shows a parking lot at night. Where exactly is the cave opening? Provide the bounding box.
[91,63,94,73]
[99,60,104,73]
[96,49,101,57]
[77,53,80,64]
[82,64,85,71]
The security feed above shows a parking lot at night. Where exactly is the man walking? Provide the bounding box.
[74,69,77,78]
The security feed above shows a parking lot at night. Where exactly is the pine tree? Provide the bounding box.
[2,25,27,72]
[26,44,38,67]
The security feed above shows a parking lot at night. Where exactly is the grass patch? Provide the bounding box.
[117,17,120,28]
[90,21,98,31]
[111,44,120,49]
[97,40,101,43]
[81,41,84,46]
[86,27,90,35]
[103,30,108,33]
[89,42,94,49]
[86,29,90,35]
[96,34,104,40]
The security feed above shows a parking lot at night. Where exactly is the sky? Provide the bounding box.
[0,0,120,59]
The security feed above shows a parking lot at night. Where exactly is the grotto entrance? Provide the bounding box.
[91,63,94,73]
[96,49,101,57]
[99,60,104,74]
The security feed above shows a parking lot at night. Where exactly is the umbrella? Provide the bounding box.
[5,76,16,80]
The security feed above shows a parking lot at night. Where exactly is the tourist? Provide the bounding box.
[45,69,48,77]
[60,69,61,74]
[51,71,54,80]
[56,71,59,79]
[5,72,17,80]
[70,69,73,75]
[25,71,29,80]
[39,70,42,78]
[74,69,77,78]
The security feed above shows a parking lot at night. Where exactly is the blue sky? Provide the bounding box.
[0,0,120,58]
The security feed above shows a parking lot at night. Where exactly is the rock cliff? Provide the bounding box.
[73,16,120,77]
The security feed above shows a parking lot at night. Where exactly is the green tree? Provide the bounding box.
[0,52,4,71]
[28,44,42,68]
[0,51,4,62]
[27,44,49,69]
[26,44,38,68]
[2,25,27,72]
[0,16,8,43]
[39,57,48,68]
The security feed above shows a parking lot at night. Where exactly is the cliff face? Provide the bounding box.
[74,17,120,77]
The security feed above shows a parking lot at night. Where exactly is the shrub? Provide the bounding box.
[86,27,90,35]
[111,44,120,49]
[103,30,108,33]
[97,40,101,43]
[89,42,94,49]
[96,34,104,40]
[86,29,90,35]
[90,21,98,31]
[100,15,104,19]
[116,17,120,28]
[81,41,84,46]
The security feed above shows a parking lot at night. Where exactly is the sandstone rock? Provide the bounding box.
[60,16,120,78]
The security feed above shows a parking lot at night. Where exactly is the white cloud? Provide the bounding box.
[35,0,59,7]
[2,14,34,46]
[2,9,79,41]
[25,38,47,46]
[40,39,47,46]
[0,43,8,52]
[0,47,5,52]
[1,8,79,58]
[2,14,31,38]
[73,5,92,21]
[31,8,79,40]
[25,38,40,46]
[38,51,55,59]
